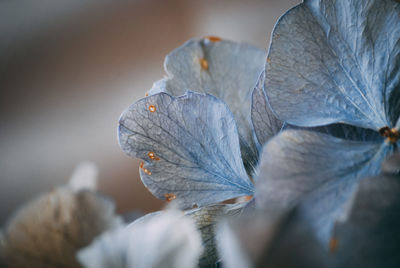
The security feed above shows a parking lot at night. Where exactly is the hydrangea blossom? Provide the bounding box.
[2,0,399,267]
[256,0,400,243]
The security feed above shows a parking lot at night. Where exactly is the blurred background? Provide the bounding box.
[0,0,299,225]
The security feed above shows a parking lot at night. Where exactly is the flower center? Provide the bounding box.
[379,127,399,143]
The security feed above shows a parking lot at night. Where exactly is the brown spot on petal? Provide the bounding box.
[148,152,160,161]
[379,126,399,143]
[243,195,253,201]
[329,237,338,253]
[164,193,177,202]
[143,168,152,175]
[205,36,222,42]
[149,105,156,112]
[199,58,209,70]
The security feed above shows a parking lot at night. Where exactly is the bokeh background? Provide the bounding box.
[0,0,299,225]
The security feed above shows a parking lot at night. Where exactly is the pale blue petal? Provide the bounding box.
[334,173,400,267]
[256,130,392,243]
[78,210,203,268]
[266,0,400,130]
[151,38,266,175]
[251,71,283,148]
[119,92,253,209]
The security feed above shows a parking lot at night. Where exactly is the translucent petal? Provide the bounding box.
[1,187,122,268]
[68,162,98,192]
[334,173,400,267]
[251,71,283,148]
[266,0,400,130]
[149,38,266,175]
[256,130,392,242]
[119,92,253,208]
[77,210,203,268]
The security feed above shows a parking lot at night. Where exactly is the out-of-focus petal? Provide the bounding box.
[77,210,203,268]
[1,187,122,268]
[68,162,98,192]
[217,208,330,268]
[334,172,400,267]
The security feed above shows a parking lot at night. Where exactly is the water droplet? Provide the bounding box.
[199,58,209,70]
[149,105,156,112]
[204,36,222,42]
[164,193,176,202]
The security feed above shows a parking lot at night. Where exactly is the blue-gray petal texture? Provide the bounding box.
[251,71,283,148]
[150,38,267,175]
[285,123,382,142]
[255,129,392,243]
[119,92,253,209]
[334,173,400,267]
[265,0,400,130]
